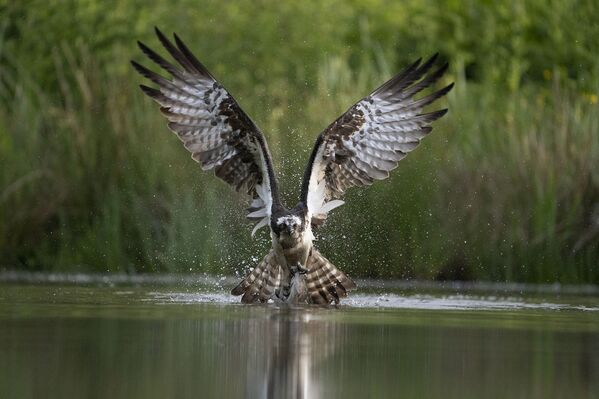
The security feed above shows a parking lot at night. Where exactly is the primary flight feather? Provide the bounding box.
[132,28,453,304]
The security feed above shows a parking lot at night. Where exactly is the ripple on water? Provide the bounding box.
[145,291,599,312]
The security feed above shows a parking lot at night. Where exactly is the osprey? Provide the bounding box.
[132,28,453,305]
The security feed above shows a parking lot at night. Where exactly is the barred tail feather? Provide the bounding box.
[306,249,356,304]
[231,250,281,303]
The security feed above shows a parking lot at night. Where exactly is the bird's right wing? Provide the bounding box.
[132,28,279,236]
[300,55,453,227]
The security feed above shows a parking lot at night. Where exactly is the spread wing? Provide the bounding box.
[300,54,453,227]
[132,28,279,236]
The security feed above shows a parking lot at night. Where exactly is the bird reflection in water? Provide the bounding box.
[242,308,338,399]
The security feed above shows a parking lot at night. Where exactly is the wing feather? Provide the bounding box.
[133,28,279,235]
[300,55,452,226]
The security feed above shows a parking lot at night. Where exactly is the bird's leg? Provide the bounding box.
[297,264,309,274]
[290,263,308,275]
[272,289,286,303]
[288,267,309,304]
[275,279,291,302]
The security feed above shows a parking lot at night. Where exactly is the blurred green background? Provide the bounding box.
[1,0,598,283]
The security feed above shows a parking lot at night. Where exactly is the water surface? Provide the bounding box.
[1,279,598,399]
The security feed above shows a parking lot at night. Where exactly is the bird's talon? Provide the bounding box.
[291,265,308,275]
[298,265,308,274]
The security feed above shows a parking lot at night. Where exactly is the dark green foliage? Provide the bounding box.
[0,0,597,282]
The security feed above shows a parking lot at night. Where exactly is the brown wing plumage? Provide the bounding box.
[231,250,281,303]
[300,55,453,226]
[132,28,279,235]
[305,249,356,304]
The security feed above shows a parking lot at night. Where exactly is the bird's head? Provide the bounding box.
[274,215,303,237]
[272,203,309,237]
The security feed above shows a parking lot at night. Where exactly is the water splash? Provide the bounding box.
[2,271,598,312]
[145,291,599,312]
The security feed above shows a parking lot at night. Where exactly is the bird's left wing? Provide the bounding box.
[132,28,279,236]
[300,55,453,227]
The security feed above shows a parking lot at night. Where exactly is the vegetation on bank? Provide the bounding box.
[1,0,598,283]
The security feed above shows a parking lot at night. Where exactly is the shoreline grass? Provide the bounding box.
[1,1,598,283]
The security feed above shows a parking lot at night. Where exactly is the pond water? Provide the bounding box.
[1,278,598,399]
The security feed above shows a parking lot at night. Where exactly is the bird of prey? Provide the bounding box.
[132,28,453,305]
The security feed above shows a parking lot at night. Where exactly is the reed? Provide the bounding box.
[1,0,597,282]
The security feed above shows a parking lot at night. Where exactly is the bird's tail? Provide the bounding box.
[231,248,357,304]
[305,248,356,304]
[231,250,281,303]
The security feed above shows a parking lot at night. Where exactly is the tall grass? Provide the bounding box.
[0,0,598,282]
